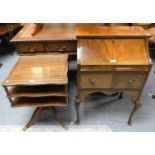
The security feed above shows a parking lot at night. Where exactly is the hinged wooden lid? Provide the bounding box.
[78,39,149,66]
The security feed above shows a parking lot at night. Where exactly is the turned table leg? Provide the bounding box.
[128,101,142,126]
[49,107,68,130]
[75,97,80,125]
[150,94,155,99]
[23,107,43,131]
[23,107,68,131]
[118,92,123,99]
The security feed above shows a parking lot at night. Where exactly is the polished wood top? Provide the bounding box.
[78,39,149,65]
[11,23,108,42]
[76,26,150,38]
[3,54,68,86]
[12,23,77,42]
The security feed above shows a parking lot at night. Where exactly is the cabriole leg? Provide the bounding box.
[118,92,123,99]
[128,101,142,125]
[75,97,80,125]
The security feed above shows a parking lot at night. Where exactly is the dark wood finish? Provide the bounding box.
[3,54,69,130]
[0,23,20,35]
[49,107,68,130]
[23,107,43,131]
[76,26,152,125]
[23,107,68,131]
[9,85,66,97]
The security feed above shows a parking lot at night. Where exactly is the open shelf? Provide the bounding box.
[9,85,66,97]
[11,96,67,107]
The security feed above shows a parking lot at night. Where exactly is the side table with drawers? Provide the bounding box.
[11,23,77,55]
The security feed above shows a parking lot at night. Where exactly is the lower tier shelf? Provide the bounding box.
[9,85,67,97]
[11,96,68,107]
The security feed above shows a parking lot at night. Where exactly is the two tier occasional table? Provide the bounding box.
[3,54,69,130]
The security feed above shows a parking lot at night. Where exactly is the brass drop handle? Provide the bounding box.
[128,80,135,86]
[56,47,63,52]
[29,46,37,52]
[90,79,96,85]
[58,49,63,52]
[56,46,67,51]
[63,46,67,51]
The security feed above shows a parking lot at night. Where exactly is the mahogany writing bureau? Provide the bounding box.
[75,26,152,125]
[3,54,69,130]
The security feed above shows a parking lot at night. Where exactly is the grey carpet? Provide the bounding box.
[0,51,155,132]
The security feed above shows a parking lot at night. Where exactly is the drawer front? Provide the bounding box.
[112,73,146,89]
[80,74,112,89]
[16,43,44,53]
[45,42,76,53]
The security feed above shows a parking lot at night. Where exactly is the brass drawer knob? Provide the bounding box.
[128,80,135,87]
[90,79,96,85]
[63,46,67,50]
[56,47,63,52]
[29,46,37,52]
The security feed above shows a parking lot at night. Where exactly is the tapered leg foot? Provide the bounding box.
[148,92,155,99]
[23,107,43,131]
[128,101,142,126]
[49,107,68,130]
[75,97,80,125]
[118,92,123,99]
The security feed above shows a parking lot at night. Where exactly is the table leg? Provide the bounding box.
[75,97,80,125]
[128,101,142,125]
[49,107,68,130]
[23,107,43,131]
[150,94,155,99]
[118,92,123,99]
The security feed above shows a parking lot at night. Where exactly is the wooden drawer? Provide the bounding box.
[16,43,44,53]
[112,73,146,89]
[45,42,76,53]
[80,73,112,89]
